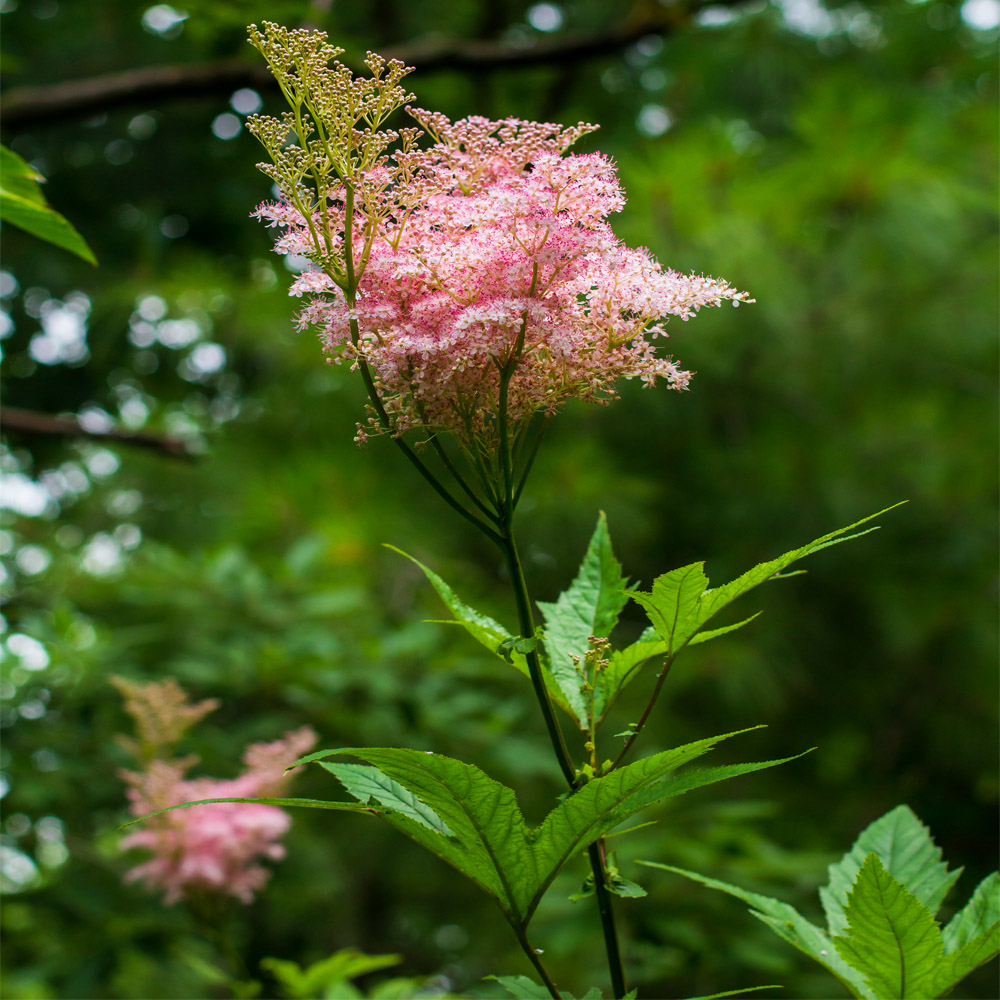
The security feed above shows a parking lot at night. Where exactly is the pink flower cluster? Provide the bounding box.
[120,726,316,904]
[256,112,751,441]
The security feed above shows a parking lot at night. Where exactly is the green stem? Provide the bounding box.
[494,355,628,998]
[609,656,675,772]
[588,841,627,1000]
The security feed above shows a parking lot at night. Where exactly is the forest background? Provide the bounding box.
[0,0,996,997]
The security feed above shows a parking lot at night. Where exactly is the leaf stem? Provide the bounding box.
[609,656,675,771]
[517,930,563,999]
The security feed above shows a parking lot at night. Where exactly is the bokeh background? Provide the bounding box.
[1,0,996,997]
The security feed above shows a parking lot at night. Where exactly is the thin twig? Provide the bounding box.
[1,406,194,460]
[0,2,750,127]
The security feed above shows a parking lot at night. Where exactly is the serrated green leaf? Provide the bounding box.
[528,729,805,919]
[645,862,873,999]
[942,871,999,951]
[679,987,782,1000]
[1,143,97,264]
[630,561,709,655]
[930,921,1000,997]
[302,747,540,925]
[630,507,902,666]
[388,546,574,719]
[821,805,961,936]
[833,853,943,999]
[319,762,453,835]
[490,974,552,999]
[537,513,630,727]
[688,613,762,645]
[298,731,799,929]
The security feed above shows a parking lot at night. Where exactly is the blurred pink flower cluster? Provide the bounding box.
[117,678,316,904]
[256,112,751,442]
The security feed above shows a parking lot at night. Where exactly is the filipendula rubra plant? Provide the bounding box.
[126,23,900,999]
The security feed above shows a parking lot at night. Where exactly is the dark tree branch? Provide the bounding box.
[0,5,741,128]
[1,406,195,459]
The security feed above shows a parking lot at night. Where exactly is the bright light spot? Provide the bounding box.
[81,533,124,575]
[230,88,262,115]
[106,489,142,516]
[78,406,113,433]
[19,699,46,720]
[0,846,39,892]
[156,317,200,348]
[775,0,837,35]
[85,449,120,478]
[636,104,674,137]
[160,214,188,238]
[0,309,13,339]
[137,295,167,322]
[114,524,142,550]
[188,342,226,375]
[640,68,668,91]
[141,3,186,36]
[0,474,51,517]
[212,112,242,140]
[0,271,18,298]
[961,0,1000,28]
[15,546,50,575]
[526,3,563,31]
[127,113,157,140]
[696,5,739,26]
[6,634,49,671]
[28,294,91,366]
[119,398,149,429]
[284,253,310,274]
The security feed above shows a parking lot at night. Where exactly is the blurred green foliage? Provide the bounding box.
[0,0,995,998]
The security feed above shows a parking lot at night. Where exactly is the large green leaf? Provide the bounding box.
[820,804,961,936]
[0,143,97,264]
[299,730,801,927]
[942,871,1000,951]
[833,853,943,999]
[387,545,574,718]
[303,746,540,925]
[646,863,873,998]
[536,512,630,726]
[630,507,901,660]
[530,730,806,917]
